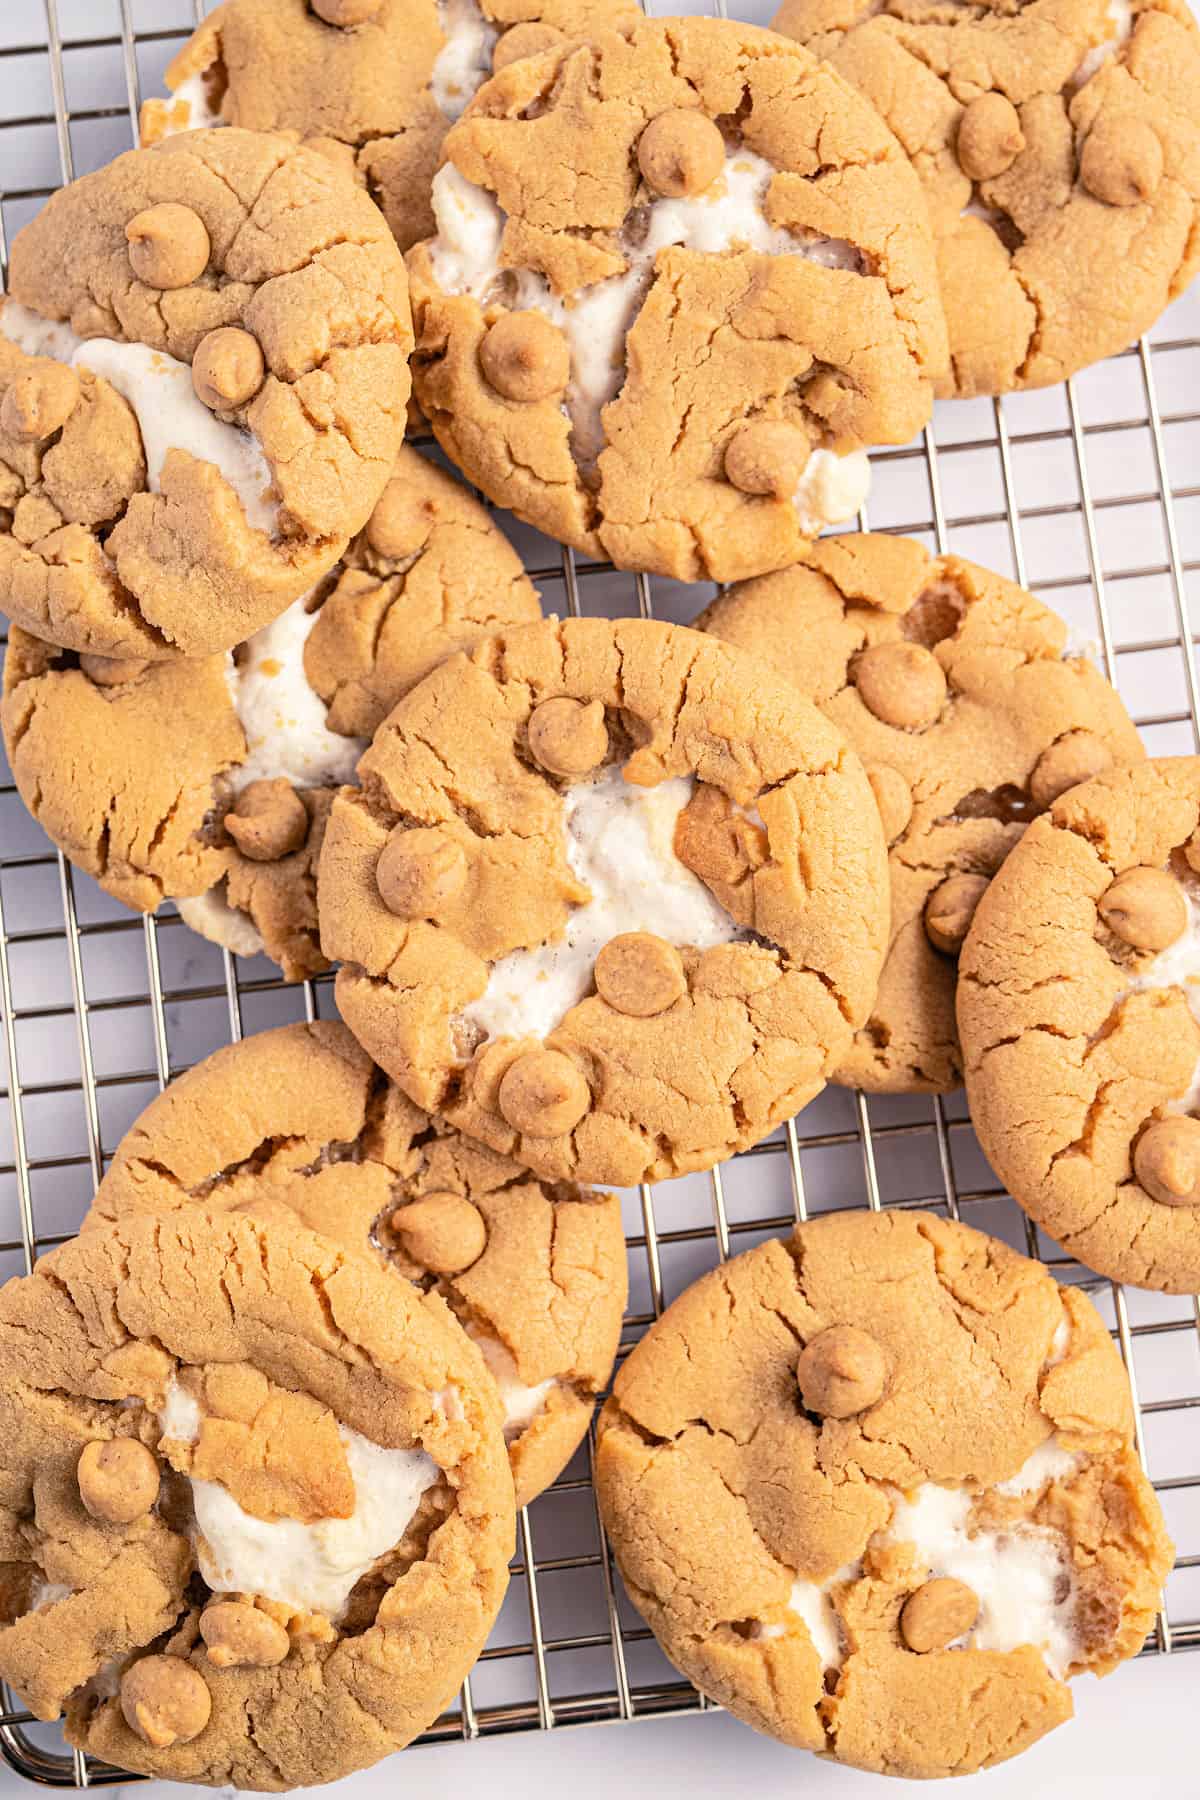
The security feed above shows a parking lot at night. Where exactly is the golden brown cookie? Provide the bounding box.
[140,0,642,252]
[0,1208,514,1788]
[406,18,948,582]
[595,1209,1172,1778]
[84,1021,627,1506]
[959,757,1200,1292]
[0,129,412,660]
[318,614,890,1187]
[698,533,1143,1091]
[0,449,540,981]
[771,0,1200,396]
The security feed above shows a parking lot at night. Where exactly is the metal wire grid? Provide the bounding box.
[0,0,1199,1784]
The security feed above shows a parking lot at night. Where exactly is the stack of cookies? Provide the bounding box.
[0,0,1196,1785]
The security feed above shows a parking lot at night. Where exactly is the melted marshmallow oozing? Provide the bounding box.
[1072,0,1133,88]
[431,0,500,120]
[227,596,367,794]
[758,1562,860,1666]
[882,1445,1083,1679]
[428,156,871,517]
[168,68,222,133]
[470,1331,556,1442]
[159,1379,441,1619]
[176,885,266,960]
[460,767,742,1044]
[1125,873,1200,1113]
[1,302,278,535]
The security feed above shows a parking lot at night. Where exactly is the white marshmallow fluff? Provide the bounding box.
[1,302,278,536]
[428,155,871,518]
[159,1379,441,1619]
[1124,870,1200,1113]
[176,885,266,960]
[432,0,500,120]
[758,1563,860,1667]
[461,767,742,1044]
[169,68,222,132]
[882,1450,1083,1679]
[1072,0,1134,88]
[470,1330,556,1442]
[227,596,367,794]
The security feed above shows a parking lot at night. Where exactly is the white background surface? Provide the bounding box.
[1,0,1199,1796]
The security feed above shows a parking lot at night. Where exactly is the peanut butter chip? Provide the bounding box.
[312,0,382,22]
[120,1656,211,1749]
[493,22,565,70]
[497,1049,590,1137]
[376,826,467,918]
[79,654,149,687]
[77,1438,160,1523]
[527,697,609,777]
[854,641,947,730]
[1080,116,1164,208]
[1134,1117,1200,1207]
[924,872,990,955]
[125,203,210,290]
[595,932,686,1016]
[957,93,1025,181]
[390,1191,488,1273]
[900,1577,979,1653]
[1029,729,1113,808]
[796,1324,886,1418]
[225,779,309,863]
[191,327,266,411]
[723,420,812,499]
[479,312,570,403]
[365,477,434,560]
[637,109,726,199]
[1,361,79,441]
[1097,866,1187,951]
[866,764,913,845]
[200,1601,290,1670]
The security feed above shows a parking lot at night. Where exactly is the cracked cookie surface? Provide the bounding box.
[0,447,540,981]
[140,0,642,254]
[0,1207,514,1789]
[960,756,1200,1291]
[594,1208,1171,1778]
[772,0,1200,396]
[0,128,412,660]
[85,1021,626,1506]
[699,532,1143,1091]
[318,614,890,1187]
[406,17,948,582]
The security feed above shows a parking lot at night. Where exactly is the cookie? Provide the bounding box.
[84,1021,627,1506]
[1,448,541,981]
[0,128,412,661]
[318,614,890,1187]
[140,0,642,254]
[959,757,1200,1292]
[406,17,948,582]
[594,1209,1172,1778]
[772,0,1200,397]
[698,533,1143,1091]
[0,1207,514,1788]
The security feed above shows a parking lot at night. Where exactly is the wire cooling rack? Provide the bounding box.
[1,0,1199,1786]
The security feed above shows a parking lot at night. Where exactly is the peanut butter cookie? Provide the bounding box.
[772,0,1200,396]
[84,1021,626,1506]
[1,449,540,980]
[318,615,890,1187]
[960,756,1200,1291]
[595,1209,1172,1778]
[407,17,948,582]
[0,1208,514,1788]
[0,129,412,660]
[699,533,1143,1091]
[140,0,642,253]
